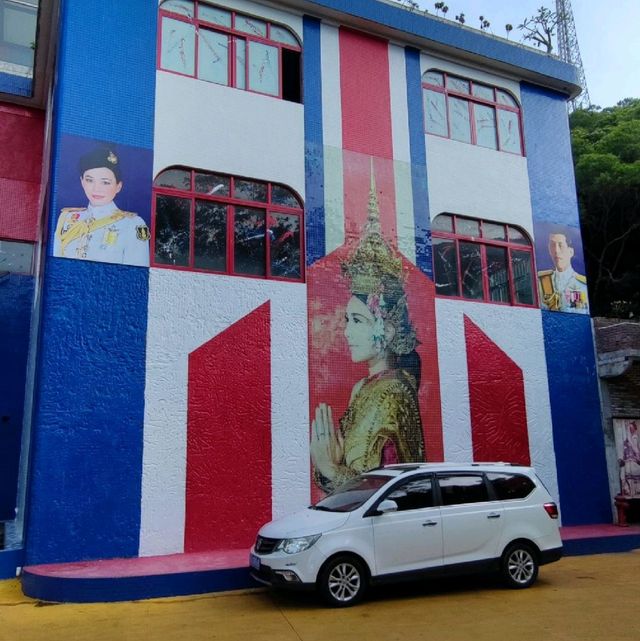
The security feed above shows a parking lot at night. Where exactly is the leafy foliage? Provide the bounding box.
[570,99,640,317]
[518,6,559,53]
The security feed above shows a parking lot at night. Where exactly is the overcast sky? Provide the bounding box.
[409,0,638,108]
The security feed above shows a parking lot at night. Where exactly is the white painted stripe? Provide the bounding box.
[320,23,343,149]
[140,270,310,556]
[388,44,417,265]
[320,23,345,253]
[394,160,417,264]
[435,299,560,509]
[324,146,345,253]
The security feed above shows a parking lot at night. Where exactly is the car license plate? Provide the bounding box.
[250,553,260,571]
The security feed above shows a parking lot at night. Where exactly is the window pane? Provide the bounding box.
[281,48,301,103]
[433,237,459,297]
[473,103,497,150]
[235,37,246,89]
[154,168,191,190]
[446,75,470,94]
[271,185,299,208]
[160,0,195,18]
[496,90,518,107]
[161,17,196,76]
[269,213,300,279]
[198,29,229,85]
[456,217,480,237]
[0,239,33,273]
[472,83,494,101]
[198,4,231,27]
[235,15,267,37]
[194,200,226,271]
[248,41,279,96]
[432,214,453,233]
[486,245,510,303]
[424,89,448,137]
[270,25,299,47]
[234,179,267,202]
[0,0,37,96]
[487,473,535,500]
[511,249,534,305]
[498,109,522,154]
[508,226,530,245]
[459,242,483,300]
[438,475,489,505]
[448,97,471,143]
[387,477,434,511]
[234,208,265,275]
[194,172,230,196]
[154,195,191,266]
[483,221,506,241]
[423,70,444,86]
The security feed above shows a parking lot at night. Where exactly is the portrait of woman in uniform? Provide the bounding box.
[53,146,150,267]
[310,179,425,494]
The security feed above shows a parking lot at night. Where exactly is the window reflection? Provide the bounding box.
[195,201,226,271]
[234,208,265,275]
[0,0,39,97]
[155,195,191,266]
[269,213,300,279]
[459,242,483,300]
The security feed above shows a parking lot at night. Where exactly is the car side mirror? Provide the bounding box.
[377,499,398,514]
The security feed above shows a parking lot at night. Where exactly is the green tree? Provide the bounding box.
[570,98,640,317]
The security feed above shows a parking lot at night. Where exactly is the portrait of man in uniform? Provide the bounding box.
[53,145,150,267]
[537,230,589,314]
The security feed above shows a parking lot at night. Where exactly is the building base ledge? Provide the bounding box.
[19,525,640,603]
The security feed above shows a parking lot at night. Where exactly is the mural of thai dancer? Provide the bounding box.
[310,174,425,493]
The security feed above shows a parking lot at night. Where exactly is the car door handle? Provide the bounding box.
[487,512,501,519]
[422,520,438,527]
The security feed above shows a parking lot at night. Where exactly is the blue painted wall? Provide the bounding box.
[0,274,34,521]
[522,83,610,524]
[24,0,156,565]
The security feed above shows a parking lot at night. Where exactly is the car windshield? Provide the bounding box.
[312,474,391,512]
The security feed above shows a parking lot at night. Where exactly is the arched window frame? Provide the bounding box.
[432,214,537,307]
[158,0,302,102]
[152,167,305,282]
[422,69,525,156]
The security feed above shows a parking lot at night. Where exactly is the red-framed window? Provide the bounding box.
[422,70,524,155]
[432,214,537,307]
[158,0,302,103]
[152,167,304,282]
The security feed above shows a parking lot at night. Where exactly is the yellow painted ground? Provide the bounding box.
[1,551,639,641]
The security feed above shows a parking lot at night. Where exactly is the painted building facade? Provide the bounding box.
[0,0,613,591]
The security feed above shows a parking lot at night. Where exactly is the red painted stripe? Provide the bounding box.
[185,302,272,552]
[339,28,397,240]
[339,28,394,159]
[464,315,530,465]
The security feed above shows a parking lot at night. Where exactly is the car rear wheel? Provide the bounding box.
[501,542,539,589]
[318,555,367,607]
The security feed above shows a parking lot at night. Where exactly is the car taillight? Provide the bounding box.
[543,502,559,519]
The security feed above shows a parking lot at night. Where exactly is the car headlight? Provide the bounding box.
[276,534,321,554]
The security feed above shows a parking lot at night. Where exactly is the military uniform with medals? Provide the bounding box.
[538,266,589,313]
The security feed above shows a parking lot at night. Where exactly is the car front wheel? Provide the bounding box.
[501,542,539,589]
[318,555,367,607]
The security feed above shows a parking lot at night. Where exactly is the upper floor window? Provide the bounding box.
[153,167,304,282]
[158,0,301,102]
[0,238,34,275]
[0,0,38,97]
[422,70,523,155]
[432,214,536,307]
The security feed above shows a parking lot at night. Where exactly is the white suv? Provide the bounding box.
[250,463,563,606]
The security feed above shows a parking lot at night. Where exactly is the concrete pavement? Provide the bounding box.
[1,550,639,641]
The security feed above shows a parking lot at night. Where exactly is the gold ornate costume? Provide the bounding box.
[332,370,423,488]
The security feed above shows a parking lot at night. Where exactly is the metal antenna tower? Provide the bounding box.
[556,0,591,111]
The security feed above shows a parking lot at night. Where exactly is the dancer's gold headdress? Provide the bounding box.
[341,166,417,355]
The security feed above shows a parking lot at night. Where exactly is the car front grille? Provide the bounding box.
[255,536,280,554]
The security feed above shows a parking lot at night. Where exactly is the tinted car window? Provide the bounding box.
[438,474,489,505]
[386,476,434,511]
[313,474,390,512]
[487,472,535,500]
